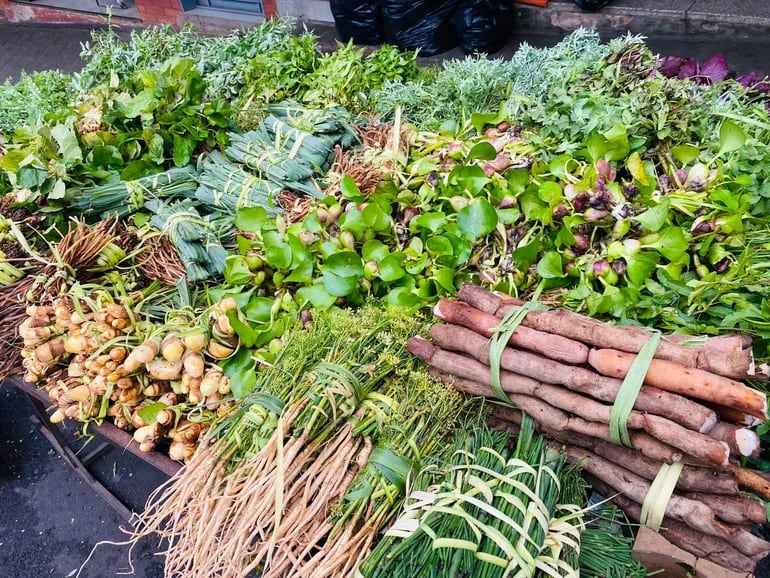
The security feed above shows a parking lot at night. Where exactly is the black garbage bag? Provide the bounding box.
[330,0,384,45]
[382,0,461,57]
[451,0,514,55]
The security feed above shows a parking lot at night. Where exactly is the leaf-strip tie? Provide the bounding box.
[609,331,661,447]
[639,460,683,531]
[488,287,547,405]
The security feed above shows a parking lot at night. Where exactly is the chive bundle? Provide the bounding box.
[71,166,198,218]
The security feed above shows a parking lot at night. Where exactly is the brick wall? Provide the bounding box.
[0,0,136,24]
[135,0,184,25]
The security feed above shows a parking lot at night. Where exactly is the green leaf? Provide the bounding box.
[457,198,498,241]
[322,251,363,297]
[340,176,364,201]
[149,133,165,164]
[172,135,196,167]
[671,145,700,165]
[124,89,157,118]
[602,124,630,161]
[451,165,489,195]
[362,239,389,262]
[17,166,46,189]
[378,253,405,283]
[645,227,688,261]
[537,251,565,279]
[265,243,293,270]
[137,402,167,424]
[297,283,336,309]
[235,206,269,233]
[411,212,447,233]
[323,271,358,297]
[284,258,314,283]
[717,119,746,156]
[243,297,274,323]
[48,178,66,200]
[50,122,83,163]
[634,198,670,232]
[626,152,650,186]
[426,235,454,258]
[431,266,456,293]
[467,142,497,161]
[386,287,421,308]
[221,346,257,398]
[224,255,253,286]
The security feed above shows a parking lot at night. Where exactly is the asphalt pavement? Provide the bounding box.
[1,16,770,578]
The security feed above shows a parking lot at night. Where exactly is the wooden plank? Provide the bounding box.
[12,377,181,477]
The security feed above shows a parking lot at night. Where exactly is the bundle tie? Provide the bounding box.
[640,461,683,531]
[609,331,661,447]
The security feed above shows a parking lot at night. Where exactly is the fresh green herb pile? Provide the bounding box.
[0,70,74,133]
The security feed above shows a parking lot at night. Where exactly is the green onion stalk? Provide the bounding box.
[360,421,585,578]
[129,305,427,578]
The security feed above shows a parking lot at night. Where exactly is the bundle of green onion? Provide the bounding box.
[196,151,284,215]
[71,166,198,218]
[360,422,585,578]
[146,198,227,282]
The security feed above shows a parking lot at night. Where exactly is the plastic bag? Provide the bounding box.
[330,0,384,45]
[382,0,461,57]
[451,0,514,55]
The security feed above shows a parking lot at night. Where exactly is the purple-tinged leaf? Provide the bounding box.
[700,54,729,84]
[659,56,685,78]
[677,58,699,81]
[737,73,770,93]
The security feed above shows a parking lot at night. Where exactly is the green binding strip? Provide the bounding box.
[488,286,546,405]
[640,461,684,531]
[609,331,662,447]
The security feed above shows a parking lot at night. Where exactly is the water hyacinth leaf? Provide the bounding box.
[671,144,700,165]
[340,176,364,201]
[265,243,292,269]
[626,252,659,286]
[243,296,274,323]
[284,258,314,283]
[432,266,456,293]
[718,119,746,156]
[646,227,688,261]
[451,165,489,195]
[467,141,497,161]
[411,212,447,233]
[634,198,670,232]
[340,209,367,237]
[603,124,630,161]
[221,346,257,398]
[426,235,454,258]
[362,202,390,231]
[378,253,406,283]
[386,287,421,308]
[297,283,336,309]
[405,252,429,274]
[537,251,565,279]
[362,239,389,262]
[224,255,253,285]
[458,198,498,241]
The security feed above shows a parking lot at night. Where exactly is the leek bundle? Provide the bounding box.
[71,166,198,218]
[196,151,283,215]
[146,198,227,282]
[360,422,584,578]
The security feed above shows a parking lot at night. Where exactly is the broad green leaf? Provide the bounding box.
[386,287,421,308]
[467,142,497,161]
[324,251,364,278]
[537,251,565,279]
[284,258,314,283]
[717,119,746,156]
[297,283,337,309]
[426,235,454,258]
[378,254,405,283]
[634,198,670,232]
[149,133,165,164]
[48,178,66,200]
[235,206,268,233]
[626,152,650,186]
[671,145,700,165]
[323,271,358,297]
[603,124,630,161]
[50,122,83,163]
[457,198,498,241]
[172,135,196,167]
[265,243,292,269]
[224,255,252,286]
[17,166,46,189]
[138,402,167,424]
[362,239,389,262]
[432,266,456,293]
[221,346,256,398]
[340,176,363,201]
[243,296,273,323]
[124,89,157,118]
[411,212,447,233]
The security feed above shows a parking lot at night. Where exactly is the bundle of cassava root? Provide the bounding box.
[407,282,770,573]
